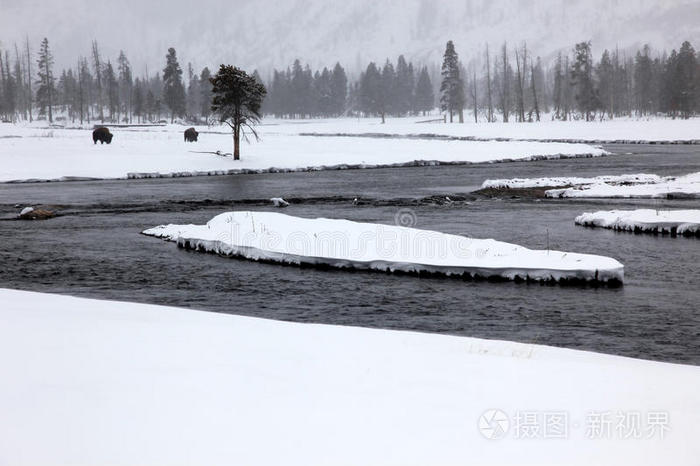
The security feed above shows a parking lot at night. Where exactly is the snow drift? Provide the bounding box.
[576,209,700,236]
[143,211,624,283]
[1,288,699,465]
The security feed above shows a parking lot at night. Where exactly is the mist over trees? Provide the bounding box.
[0,38,698,124]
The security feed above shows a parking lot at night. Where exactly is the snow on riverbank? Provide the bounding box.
[0,123,604,183]
[143,211,624,283]
[547,172,700,199]
[478,171,700,199]
[576,209,700,236]
[1,288,699,465]
[482,173,663,189]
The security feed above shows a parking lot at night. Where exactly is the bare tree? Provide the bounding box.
[485,44,494,122]
[530,61,540,122]
[25,37,32,122]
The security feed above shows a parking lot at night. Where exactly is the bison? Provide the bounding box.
[92,127,113,145]
[184,127,199,142]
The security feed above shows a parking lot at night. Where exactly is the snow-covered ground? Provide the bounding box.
[0,123,605,183]
[143,211,624,283]
[482,173,664,189]
[1,288,698,465]
[277,116,700,143]
[576,209,700,236]
[547,172,700,199]
[478,171,700,199]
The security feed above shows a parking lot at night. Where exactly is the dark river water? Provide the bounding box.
[1,144,699,364]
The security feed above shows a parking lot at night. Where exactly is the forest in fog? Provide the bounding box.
[0,37,698,125]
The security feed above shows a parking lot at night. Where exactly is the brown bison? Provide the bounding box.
[184,127,199,142]
[92,127,113,144]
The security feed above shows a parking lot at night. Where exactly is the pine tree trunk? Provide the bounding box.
[233,129,240,161]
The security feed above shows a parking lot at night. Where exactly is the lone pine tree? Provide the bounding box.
[162,48,186,123]
[210,65,266,160]
[440,40,465,123]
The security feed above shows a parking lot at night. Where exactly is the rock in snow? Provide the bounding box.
[1,288,699,465]
[576,209,700,236]
[143,211,624,283]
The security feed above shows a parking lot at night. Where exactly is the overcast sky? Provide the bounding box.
[1,0,698,77]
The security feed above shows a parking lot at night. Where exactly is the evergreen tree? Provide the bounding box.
[359,62,382,118]
[199,67,213,120]
[117,51,132,123]
[145,89,156,122]
[35,37,55,122]
[597,50,615,118]
[104,61,118,121]
[210,65,266,160]
[571,41,598,121]
[185,63,201,121]
[394,55,414,116]
[440,40,465,122]
[634,45,653,115]
[162,47,186,122]
[676,41,697,119]
[330,62,347,116]
[133,79,144,123]
[78,58,91,124]
[414,66,434,115]
[379,59,396,122]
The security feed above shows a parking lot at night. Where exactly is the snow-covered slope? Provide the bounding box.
[1,288,699,465]
[576,209,700,236]
[143,211,624,283]
[4,0,699,74]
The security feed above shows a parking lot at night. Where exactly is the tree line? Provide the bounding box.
[0,37,698,124]
[436,39,699,123]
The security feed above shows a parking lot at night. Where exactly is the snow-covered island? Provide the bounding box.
[576,209,700,236]
[143,211,624,284]
[480,172,700,199]
[1,288,698,465]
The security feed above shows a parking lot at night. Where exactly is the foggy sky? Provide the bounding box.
[1,0,698,77]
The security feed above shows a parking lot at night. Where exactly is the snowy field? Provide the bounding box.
[576,209,700,236]
[0,122,605,183]
[143,211,624,283]
[1,288,699,465]
[276,116,700,143]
